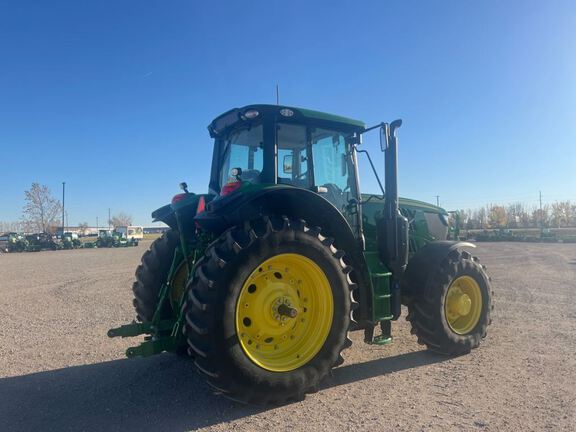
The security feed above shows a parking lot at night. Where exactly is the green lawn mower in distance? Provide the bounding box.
[109,104,493,404]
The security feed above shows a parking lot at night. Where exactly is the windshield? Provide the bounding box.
[219,124,264,186]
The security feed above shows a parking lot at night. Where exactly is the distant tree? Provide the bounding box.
[488,205,507,228]
[0,221,23,233]
[507,202,528,228]
[22,183,62,233]
[551,201,573,228]
[109,212,133,228]
[78,222,89,236]
[476,207,487,229]
[532,205,550,228]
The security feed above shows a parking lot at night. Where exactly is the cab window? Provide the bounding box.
[276,123,309,187]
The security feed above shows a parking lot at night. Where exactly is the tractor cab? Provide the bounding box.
[208,105,364,224]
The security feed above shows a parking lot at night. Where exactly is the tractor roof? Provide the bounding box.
[209,104,365,136]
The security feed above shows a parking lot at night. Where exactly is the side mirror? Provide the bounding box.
[179,182,189,193]
[283,155,293,174]
[379,124,389,152]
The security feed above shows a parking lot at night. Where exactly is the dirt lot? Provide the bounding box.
[0,242,575,431]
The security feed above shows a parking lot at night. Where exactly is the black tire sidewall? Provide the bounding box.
[188,219,351,401]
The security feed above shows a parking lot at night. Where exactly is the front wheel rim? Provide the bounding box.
[235,253,334,372]
[444,275,483,335]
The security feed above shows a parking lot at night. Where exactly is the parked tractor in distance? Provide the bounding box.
[61,232,82,249]
[25,233,60,251]
[95,230,139,248]
[109,104,493,404]
[0,232,28,253]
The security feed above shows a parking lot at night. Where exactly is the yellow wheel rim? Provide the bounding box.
[235,253,334,372]
[444,275,483,335]
[170,262,189,308]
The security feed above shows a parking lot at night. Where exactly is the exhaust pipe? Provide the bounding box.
[382,119,409,278]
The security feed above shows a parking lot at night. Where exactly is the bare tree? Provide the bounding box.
[532,204,550,228]
[22,183,62,233]
[78,222,89,236]
[109,212,133,228]
[0,221,24,233]
[551,201,574,228]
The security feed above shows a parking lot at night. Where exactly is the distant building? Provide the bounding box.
[55,227,113,237]
[143,226,170,234]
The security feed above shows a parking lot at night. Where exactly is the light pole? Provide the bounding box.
[62,182,66,236]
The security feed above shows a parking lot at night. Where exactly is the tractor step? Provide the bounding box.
[364,320,393,345]
[371,271,393,322]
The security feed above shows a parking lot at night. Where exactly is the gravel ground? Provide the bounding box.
[0,242,575,431]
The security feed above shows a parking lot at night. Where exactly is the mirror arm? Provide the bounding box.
[362,122,386,134]
[355,146,385,196]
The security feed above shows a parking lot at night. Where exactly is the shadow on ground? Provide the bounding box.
[0,350,447,432]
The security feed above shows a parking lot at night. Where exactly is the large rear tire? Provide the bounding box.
[183,216,353,404]
[132,230,180,322]
[407,249,492,355]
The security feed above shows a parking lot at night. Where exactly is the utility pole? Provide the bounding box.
[108,208,111,231]
[96,216,99,234]
[62,182,66,236]
[539,190,543,234]
[435,195,440,207]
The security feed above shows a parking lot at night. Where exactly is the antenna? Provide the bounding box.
[276,84,279,105]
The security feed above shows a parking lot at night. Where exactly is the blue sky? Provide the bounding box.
[1,1,575,226]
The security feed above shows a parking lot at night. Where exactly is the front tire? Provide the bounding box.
[184,216,352,404]
[407,249,492,355]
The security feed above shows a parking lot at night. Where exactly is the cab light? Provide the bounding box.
[221,181,242,196]
[243,109,259,119]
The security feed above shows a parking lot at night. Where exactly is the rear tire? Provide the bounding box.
[132,230,180,322]
[183,216,353,404]
[407,249,492,355]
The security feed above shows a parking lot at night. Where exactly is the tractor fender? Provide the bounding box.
[151,194,211,230]
[195,186,358,254]
[151,204,177,228]
[401,241,476,299]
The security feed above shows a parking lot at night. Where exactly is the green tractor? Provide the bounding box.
[96,229,139,248]
[25,233,60,251]
[61,232,82,249]
[0,232,28,253]
[109,104,492,404]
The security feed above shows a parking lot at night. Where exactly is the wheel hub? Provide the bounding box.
[444,276,483,335]
[447,290,472,317]
[235,253,333,372]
